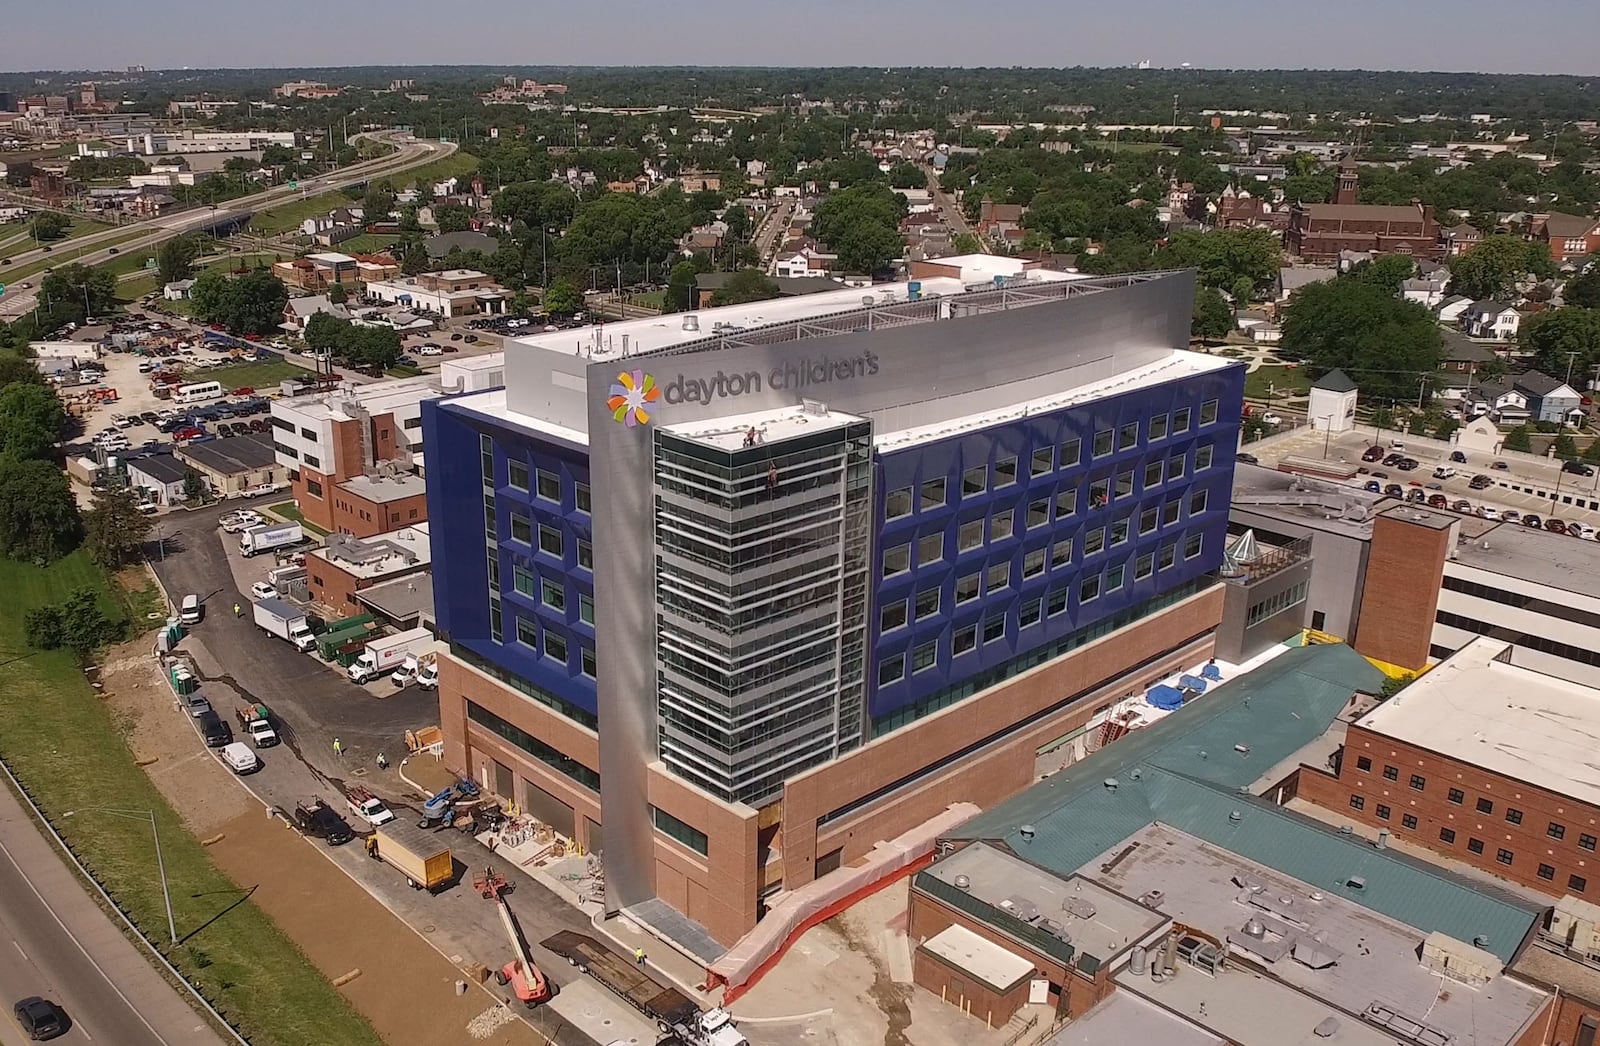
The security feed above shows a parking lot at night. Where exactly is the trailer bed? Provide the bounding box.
[540,930,698,1026]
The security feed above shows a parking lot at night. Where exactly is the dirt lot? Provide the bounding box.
[207,810,552,1046]
[100,634,554,1046]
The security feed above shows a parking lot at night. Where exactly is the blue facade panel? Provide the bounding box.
[868,367,1244,721]
[425,398,599,718]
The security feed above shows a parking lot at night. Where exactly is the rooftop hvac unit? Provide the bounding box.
[1549,895,1600,954]
[1420,931,1502,985]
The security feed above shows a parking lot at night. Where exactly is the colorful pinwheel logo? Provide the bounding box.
[608,370,660,427]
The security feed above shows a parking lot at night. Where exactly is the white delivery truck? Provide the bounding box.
[252,597,316,651]
[239,521,304,557]
[348,627,435,683]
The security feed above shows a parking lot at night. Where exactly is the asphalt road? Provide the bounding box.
[0,133,455,319]
[146,503,636,1046]
[0,780,228,1046]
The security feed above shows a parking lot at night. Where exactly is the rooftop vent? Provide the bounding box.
[1377,829,1390,850]
[1018,824,1036,842]
[953,874,971,891]
[1313,1017,1341,1039]
[1229,810,1243,824]
[681,314,699,331]
[1104,778,1120,792]
[1345,876,1367,891]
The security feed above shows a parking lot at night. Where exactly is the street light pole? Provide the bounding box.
[65,807,176,945]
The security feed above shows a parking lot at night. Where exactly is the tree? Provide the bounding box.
[23,604,64,650]
[1432,416,1459,441]
[0,352,45,388]
[1156,228,1281,295]
[1554,432,1579,460]
[509,291,533,317]
[83,488,153,569]
[1519,307,1600,383]
[1349,254,1416,295]
[29,212,68,242]
[812,184,907,275]
[156,236,200,285]
[952,232,984,255]
[363,184,396,224]
[543,279,583,316]
[0,382,66,460]
[38,264,117,326]
[325,282,348,306]
[491,180,577,231]
[1191,286,1233,340]
[1279,275,1443,401]
[189,269,288,336]
[434,202,473,233]
[1566,265,1600,309]
[58,588,121,657]
[1380,673,1415,700]
[1370,406,1395,430]
[1582,438,1600,464]
[1448,235,1552,300]
[887,161,925,189]
[722,204,751,242]
[183,468,207,503]
[0,458,81,561]
[1504,425,1533,452]
[664,258,707,313]
[709,269,780,308]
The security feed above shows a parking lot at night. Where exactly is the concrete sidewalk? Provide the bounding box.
[0,775,231,1046]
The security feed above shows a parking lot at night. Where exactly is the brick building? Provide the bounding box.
[1530,213,1600,264]
[1300,635,1600,903]
[306,525,430,617]
[1287,163,1441,262]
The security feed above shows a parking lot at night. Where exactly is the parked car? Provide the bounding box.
[1469,475,1493,490]
[250,581,277,600]
[1449,450,1468,463]
[1396,458,1420,471]
[1501,510,1522,524]
[1573,522,1597,540]
[1384,484,1404,497]
[184,693,212,718]
[1548,518,1569,534]
[1236,453,1258,465]
[1452,499,1472,513]
[1523,514,1543,528]
[1562,461,1595,477]
[1382,454,1403,467]
[1428,494,1449,508]
[1364,480,1382,493]
[1407,489,1427,503]
[1492,460,1510,470]
[1477,506,1501,521]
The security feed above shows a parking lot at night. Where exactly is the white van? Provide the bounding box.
[179,594,202,624]
[220,741,259,775]
[1389,440,1407,452]
[1432,466,1457,480]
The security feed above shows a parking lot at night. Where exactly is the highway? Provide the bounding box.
[0,132,456,319]
[0,780,228,1045]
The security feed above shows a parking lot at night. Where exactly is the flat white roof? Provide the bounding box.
[273,375,440,423]
[306,251,356,264]
[661,404,863,451]
[449,387,587,446]
[921,924,1036,992]
[512,266,1082,362]
[876,349,1237,452]
[1357,636,1600,807]
[431,268,490,280]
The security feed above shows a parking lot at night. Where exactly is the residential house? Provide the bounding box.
[975,197,1026,242]
[1439,332,1498,375]
[1439,222,1483,257]
[1286,162,1441,261]
[1460,299,1520,341]
[1434,294,1474,325]
[162,279,195,301]
[774,248,837,279]
[1400,277,1447,308]
[1530,211,1600,263]
[1275,265,1336,301]
[677,173,721,193]
[1250,322,1282,344]
[1513,370,1585,425]
[280,294,351,334]
[1234,309,1271,332]
[1465,380,1530,423]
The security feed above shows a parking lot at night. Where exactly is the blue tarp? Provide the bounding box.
[1180,674,1209,692]
[1146,684,1185,710]
[1201,663,1223,682]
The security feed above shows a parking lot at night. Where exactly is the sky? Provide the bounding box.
[5,0,1600,75]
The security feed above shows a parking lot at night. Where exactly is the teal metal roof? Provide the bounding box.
[947,645,1543,963]
[953,643,1385,842]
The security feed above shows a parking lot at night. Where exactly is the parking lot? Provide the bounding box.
[1252,425,1600,535]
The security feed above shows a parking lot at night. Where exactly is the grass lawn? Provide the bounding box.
[632,289,666,311]
[191,358,315,388]
[335,234,399,255]
[385,364,424,378]
[265,501,329,537]
[1244,363,1312,399]
[0,552,380,1046]
[116,273,160,304]
[391,150,478,189]
[0,218,117,262]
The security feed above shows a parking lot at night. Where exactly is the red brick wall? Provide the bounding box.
[327,489,426,537]
[291,466,335,532]
[912,948,1033,1026]
[308,559,363,617]
[1534,992,1597,1046]
[1300,723,1600,903]
[1353,514,1450,670]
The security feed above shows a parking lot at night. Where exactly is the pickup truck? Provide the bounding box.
[292,799,353,846]
[345,786,395,826]
[235,702,279,747]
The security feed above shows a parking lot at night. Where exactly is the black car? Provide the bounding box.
[1523,514,1543,528]
[13,996,66,1040]
[198,710,231,748]
[1450,450,1468,463]
[1563,460,1595,477]
[1469,475,1493,490]
[1384,483,1404,497]
[1395,458,1420,471]
[1236,453,1259,465]
[293,799,354,846]
[1382,454,1403,467]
